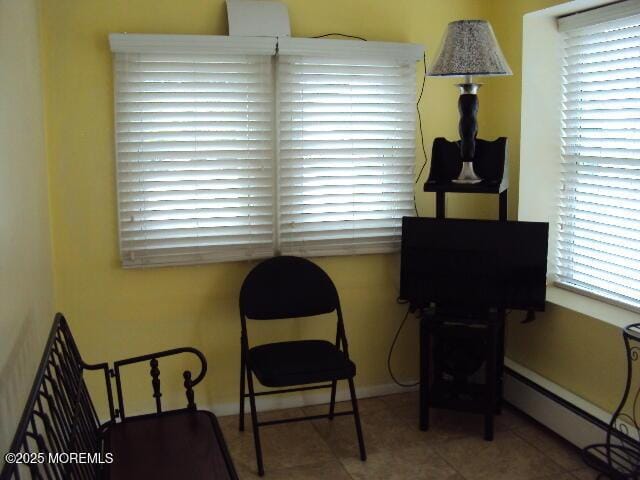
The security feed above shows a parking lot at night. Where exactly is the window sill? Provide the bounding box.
[546,286,640,329]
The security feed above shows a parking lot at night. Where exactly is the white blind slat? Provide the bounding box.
[277,54,416,256]
[559,3,640,311]
[114,50,275,267]
[112,35,421,267]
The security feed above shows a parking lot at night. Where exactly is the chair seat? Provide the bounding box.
[104,410,237,480]
[248,340,356,387]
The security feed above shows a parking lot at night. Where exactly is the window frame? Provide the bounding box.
[518,0,640,318]
[556,1,640,313]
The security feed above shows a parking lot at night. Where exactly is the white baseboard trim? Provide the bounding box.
[504,357,611,449]
[209,381,419,417]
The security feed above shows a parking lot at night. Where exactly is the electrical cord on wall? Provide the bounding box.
[311,33,367,41]
[387,303,420,388]
[414,52,429,217]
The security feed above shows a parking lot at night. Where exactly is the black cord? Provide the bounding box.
[311,33,367,41]
[387,306,419,388]
[414,52,429,217]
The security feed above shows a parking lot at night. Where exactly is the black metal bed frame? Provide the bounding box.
[1,313,212,480]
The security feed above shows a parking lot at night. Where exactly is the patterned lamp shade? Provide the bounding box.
[428,20,512,77]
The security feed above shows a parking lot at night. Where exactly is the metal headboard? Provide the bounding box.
[1,313,113,480]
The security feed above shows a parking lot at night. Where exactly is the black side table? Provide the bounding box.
[419,136,509,441]
[583,323,640,479]
[419,308,504,441]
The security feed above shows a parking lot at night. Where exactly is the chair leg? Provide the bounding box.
[347,377,367,461]
[247,368,265,476]
[328,380,337,420]
[239,348,246,432]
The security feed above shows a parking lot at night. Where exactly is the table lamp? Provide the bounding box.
[428,20,512,184]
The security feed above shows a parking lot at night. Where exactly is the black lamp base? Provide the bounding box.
[456,85,481,183]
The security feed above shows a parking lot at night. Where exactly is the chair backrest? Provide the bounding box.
[240,256,339,320]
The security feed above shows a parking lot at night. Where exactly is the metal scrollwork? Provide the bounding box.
[583,324,640,479]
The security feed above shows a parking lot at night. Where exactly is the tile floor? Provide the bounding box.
[218,392,602,479]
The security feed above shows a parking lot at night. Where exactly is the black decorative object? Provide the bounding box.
[425,136,509,219]
[458,88,479,166]
[428,20,512,183]
[583,323,640,479]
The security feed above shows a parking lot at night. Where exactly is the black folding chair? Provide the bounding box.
[238,255,367,476]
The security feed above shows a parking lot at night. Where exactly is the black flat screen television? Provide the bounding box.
[400,217,549,312]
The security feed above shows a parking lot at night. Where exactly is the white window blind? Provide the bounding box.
[111,35,276,267]
[277,39,419,256]
[110,34,423,267]
[558,3,640,311]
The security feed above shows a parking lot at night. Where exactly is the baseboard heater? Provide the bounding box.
[504,366,609,449]
[504,360,640,463]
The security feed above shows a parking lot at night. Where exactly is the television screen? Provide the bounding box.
[400,217,549,311]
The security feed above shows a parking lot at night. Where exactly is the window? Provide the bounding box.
[110,34,422,267]
[277,39,417,256]
[558,3,640,311]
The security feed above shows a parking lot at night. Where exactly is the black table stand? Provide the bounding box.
[419,136,509,441]
[419,308,504,441]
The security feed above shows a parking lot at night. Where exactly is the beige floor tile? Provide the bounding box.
[380,391,536,438]
[380,391,424,426]
[340,443,464,480]
[494,406,536,431]
[426,408,503,440]
[305,397,434,459]
[514,425,585,471]
[235,460,352,480]
[537,474,579,480]
[435,430,565,480]
[218,408,335,475]
[219,393,594,480]
[379,391,420,410]
[302,396,390,417]
[569,467,604,479]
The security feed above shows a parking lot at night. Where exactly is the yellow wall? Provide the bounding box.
[486,0,629,414]
[0,0,54,456]
[40,0,487,417]
[35,0,631,422]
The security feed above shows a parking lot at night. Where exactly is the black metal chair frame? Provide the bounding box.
[238,256,367,476]
[1,313,238,480]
